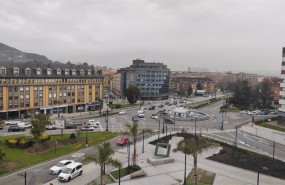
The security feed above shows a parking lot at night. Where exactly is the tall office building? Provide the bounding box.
[0,61,104,119]
[121,59,170,100]
[279,48,285,124]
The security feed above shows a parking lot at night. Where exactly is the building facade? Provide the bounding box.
[170,76,215,94]
[279,48,285,124]
[121,59,170,100]
[0,61,104,119]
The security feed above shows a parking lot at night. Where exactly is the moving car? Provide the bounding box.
[86,120,100,128]
[46,123,56,130]
[58,162,83,182]
[5,120,19,125]
[164,118,175,124]
[81,126,96,131]
[132,116,139,122]
[49,160,74,175]
[158,104,163,108]
[151,114,158,119]
[117,137,132,146]
[17,122,32,129]
[138,113,144,118]
[8,126,25,132]
[118,110,127,115]
[149,105,155,110]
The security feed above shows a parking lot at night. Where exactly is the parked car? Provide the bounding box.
[164,118,175,124]
[17,122,32,129]
[247,111,253,115]
[118,110,127,115]
[46,123,56,130]
[260,111,269,115]
[239,110,248,114]
[5,120,19,125]
[0,126,3,130]
[49,160,74,175]
[270,110,278,114]
[158,104,163,108]
[81,126,96,131]
[138,113,144,118]
[149,105,155,110]
[132,116,139,122]
[251,111,259,115]
[8,126,25,132]
[117,137,132,146]
[58,162,83,182]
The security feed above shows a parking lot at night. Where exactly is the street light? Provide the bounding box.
[57,100,60,118]
[17,171,26,185]
[85,129,88,147]
[105,108,109,132]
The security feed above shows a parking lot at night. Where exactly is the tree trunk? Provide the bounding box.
[100,166,103,185]
[133,139,137,166]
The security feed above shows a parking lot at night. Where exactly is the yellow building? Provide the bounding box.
[0,61,104,119]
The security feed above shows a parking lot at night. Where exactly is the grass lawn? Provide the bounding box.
[0,132,117,175]
[227,108,241,112]
[258,123,285,132]
[108,103,138,109]
[186,168,216,185]
[109,167,129,180]
[187,100,209,108]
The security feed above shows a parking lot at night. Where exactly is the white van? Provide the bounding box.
[17,122,32,128]
[58,162,83,182]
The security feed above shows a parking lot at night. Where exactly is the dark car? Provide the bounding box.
[0,126,3,130]
[149,105,155,110]
[164,118,175,124]
[158,104,163,108]
[132,116,139,122]
[8,126,25,132]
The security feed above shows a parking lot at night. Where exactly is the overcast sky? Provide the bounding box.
[1,0,285,75]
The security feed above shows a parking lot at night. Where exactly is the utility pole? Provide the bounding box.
[194,116,198,185]
[158,119,160,139]
[273,142,276,160]
[235,126,238,147]
[105,108,109,132]
[142,129,144,153]
[162,118,165,134]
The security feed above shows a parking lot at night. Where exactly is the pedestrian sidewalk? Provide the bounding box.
[45,132,285,185]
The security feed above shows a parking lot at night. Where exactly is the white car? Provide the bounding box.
[49,160,74,175]
[46,123,56,130]
[5,120,19,125]
[239,110,248,114]
[151,115,158,119]
[247,111,253,115]
[119,110,127,115]
[81,126,96,131]
[87,120,100,127]
[138,113,144,118]
[58,162,83,182]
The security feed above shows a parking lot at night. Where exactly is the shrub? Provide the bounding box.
[39,134,50,143]
[6,135,35,148]
[115,104,121,108]
[70,133,76,139]
[131,165,141,171]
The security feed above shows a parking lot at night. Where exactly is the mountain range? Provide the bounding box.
[0,42,52,64]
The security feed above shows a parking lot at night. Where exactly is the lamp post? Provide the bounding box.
[85,129,88,147]
[158,119,161,139]
[18,171,26,185]
[105,108,109,132]
[142,128,144,153]
[57,100,60,118]
[127,141,130,174]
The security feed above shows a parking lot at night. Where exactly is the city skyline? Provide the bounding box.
[1,0,285,75]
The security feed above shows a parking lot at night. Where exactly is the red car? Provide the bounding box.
[117,137,132,146]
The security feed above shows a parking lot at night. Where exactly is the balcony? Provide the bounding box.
[281,83,285,88]
[279,107,285,113]
[279,99,285,105]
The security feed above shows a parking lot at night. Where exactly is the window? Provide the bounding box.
[47,68,52,75]
[88,70,91,75]
[65,69,69,75]
[57,69,61,75]
[72,69,76,75]
[37,68,42,75]
[26,68,31,75]
[14,68,19,75]
[0,67,6,75]
[80,69,84,76]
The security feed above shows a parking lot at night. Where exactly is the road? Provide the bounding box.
[0,93,281,185]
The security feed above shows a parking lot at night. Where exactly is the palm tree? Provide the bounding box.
[173,137,215,185]
[112,159,123,185]
[83,142,121,185]
[122,122,153,166]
